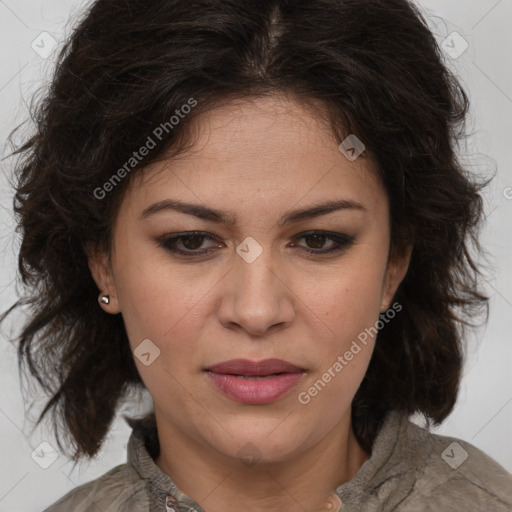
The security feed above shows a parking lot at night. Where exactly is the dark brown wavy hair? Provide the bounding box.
[2,0,489,461]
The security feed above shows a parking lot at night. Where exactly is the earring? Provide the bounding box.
[99,294,110,305]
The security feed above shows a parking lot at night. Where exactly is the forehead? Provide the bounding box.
[123,94,385,217]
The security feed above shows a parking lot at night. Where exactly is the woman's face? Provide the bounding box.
[90,94,410,464]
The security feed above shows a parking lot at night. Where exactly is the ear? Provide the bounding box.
[86,243,121,314]
[380,241,413,312]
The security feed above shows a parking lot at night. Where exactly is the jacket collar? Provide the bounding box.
[126,409,418,512]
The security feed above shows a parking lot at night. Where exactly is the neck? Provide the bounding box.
[154,412,370,512]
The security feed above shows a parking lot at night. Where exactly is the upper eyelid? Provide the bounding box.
[159,230,350,241]
[157,230,354,250]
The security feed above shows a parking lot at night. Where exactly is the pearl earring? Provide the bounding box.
[99,294,110,305]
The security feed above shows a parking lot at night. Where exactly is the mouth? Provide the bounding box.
[204,358,306,404]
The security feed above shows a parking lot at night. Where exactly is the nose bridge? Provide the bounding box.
[218,237,294,335]
[236,243,279,297]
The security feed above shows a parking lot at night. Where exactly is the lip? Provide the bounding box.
[206,358,305,376]
[204,358,306,404]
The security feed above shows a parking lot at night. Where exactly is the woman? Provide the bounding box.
[3,0,511,511]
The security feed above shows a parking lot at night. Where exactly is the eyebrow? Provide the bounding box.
[140,198,366,226]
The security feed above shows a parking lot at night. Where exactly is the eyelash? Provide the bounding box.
[156,230,355,257]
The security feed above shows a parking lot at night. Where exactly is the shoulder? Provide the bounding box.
[42,462,149,512]
[396,417,512,511]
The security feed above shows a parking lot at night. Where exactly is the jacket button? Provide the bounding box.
[165,495,178,511]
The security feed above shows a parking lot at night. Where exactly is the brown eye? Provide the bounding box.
[180,234,206,250]
[291,231,355,255]
[157,232,220,255]
[303,233,330,250]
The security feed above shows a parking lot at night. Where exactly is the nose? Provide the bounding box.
[217,248,295,337]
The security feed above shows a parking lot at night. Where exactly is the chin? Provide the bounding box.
[209,426,310,466]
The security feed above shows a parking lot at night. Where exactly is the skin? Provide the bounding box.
[89,94,412,512]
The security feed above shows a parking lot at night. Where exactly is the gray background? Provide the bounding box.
[0,1,511,510]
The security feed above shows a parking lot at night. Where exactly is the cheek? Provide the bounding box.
[111,230,199,336]
[307,258,386,339]
[294,254,386,405]
[295,269,382,418]
[117,270,202,348]
[113,253,222,389]
[115,268,204,400]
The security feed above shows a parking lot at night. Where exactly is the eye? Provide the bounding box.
[157,231,221,255]
[156,230,355,258]
[291,231,355,255]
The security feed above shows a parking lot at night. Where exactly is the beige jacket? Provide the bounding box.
[42,410,512,511]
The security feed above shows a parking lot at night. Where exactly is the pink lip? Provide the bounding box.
[206,358,304,375]
[205,358,306,404]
